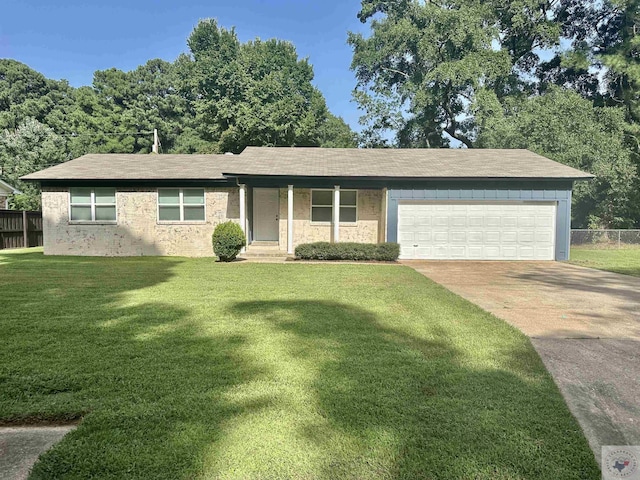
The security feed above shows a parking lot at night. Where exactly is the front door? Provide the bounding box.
[253,188,280,241]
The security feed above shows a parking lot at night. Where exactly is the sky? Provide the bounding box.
[1,0,370,131]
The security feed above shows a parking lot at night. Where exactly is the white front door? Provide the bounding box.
[253,188,280,241]
[398,201,556,260]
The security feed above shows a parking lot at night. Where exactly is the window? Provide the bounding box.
[339,190,357,222]
[70,188,116,222]
[311,189,357,223]
[311,190,333,223]
[158,188,205,222]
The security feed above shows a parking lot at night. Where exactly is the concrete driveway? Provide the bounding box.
[404,261,640,464]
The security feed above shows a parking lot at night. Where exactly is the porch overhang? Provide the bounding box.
[221,174,576,190]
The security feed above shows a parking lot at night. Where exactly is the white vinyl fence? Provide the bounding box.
[571,229,640,248]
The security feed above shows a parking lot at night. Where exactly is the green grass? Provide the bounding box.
[1,248,598,479]
[570,246,640,277]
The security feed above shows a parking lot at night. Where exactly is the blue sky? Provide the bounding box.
[1,0,369,131]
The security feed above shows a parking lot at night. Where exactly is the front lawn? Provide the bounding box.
[1,249,598,479]
[570,246,640,277]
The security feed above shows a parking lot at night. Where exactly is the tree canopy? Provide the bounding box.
[350,0,640,227]
[0,118,66,210]
[0,19,356,208]
[2,8,640,227]
[477,88,638,227]
[181,20,353,153]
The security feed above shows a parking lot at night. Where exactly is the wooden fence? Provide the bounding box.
[0,210,43,249]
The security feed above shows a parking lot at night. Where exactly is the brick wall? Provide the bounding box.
[41,187,240,256]
[277,188,384,248]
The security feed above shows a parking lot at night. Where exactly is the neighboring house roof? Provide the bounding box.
[22,147,594,182]
[0,178,22,194]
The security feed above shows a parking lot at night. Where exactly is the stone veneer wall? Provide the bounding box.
[41,187,239,256]
[0,195,7,209]
[277,188,384,248]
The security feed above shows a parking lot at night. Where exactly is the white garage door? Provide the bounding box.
[398,201,556,260]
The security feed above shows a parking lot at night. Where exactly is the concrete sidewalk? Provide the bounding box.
[0,426,75,480]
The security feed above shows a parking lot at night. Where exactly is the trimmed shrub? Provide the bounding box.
[212,221,246,261]
[375,242,401,261]
[294,242,399,261]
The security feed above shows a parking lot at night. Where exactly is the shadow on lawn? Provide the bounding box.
[1,251,266,479]
[228,300,600,480]
[1,252,599,478]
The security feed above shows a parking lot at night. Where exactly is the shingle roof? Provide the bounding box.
[226,147,593,179]
[22,154,228,181]
[22,147,593,181]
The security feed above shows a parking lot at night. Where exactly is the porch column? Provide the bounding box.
[333,185,340,242]
[287,185,294,254]
[239,184,246,252]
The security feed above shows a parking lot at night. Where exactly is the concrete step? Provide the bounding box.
[241,252,289,258]
[242,246,289,258]
[250,241,279,247]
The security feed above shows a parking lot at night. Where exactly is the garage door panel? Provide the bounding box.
[433,246,450,258]
[468,231,483,243]
[398,216,415,228]
[519,246,535,259]
[536,246,554,259]
[433,231,448,243]
[399,232,415,243]
[502,216,518,227]
[450,231,467,243]
[536,215,554,227]
[532,204,552,213]
[485,231,501,243]
[400,245,414,258]
[398,201,556,260]
[501,231,517,243]
[518,216,535,227]
[518,231,535,243]
[434,217,449,226]
[484,246,501,258]
[451,216,466,227]
[535,231,553,243]
[468,216,483,227]
[449,246,467,258]
[486,216,501,227]
[414,246,432,258]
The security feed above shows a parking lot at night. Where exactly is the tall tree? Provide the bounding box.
[0,118,67,210]
[477,88,638,228]
[0,59,74,131]
[83,59,197,154]
[599,1,640,127]
[1,24,355,160]
[349,0,561,147]
[182,19,349,153]
[318,114,358,148]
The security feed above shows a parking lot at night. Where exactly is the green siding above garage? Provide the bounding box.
[387,188,573,261]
